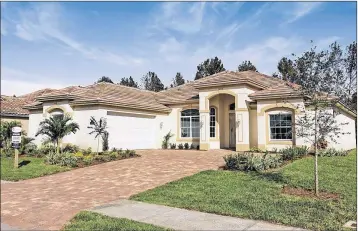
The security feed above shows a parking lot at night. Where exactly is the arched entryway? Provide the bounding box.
[207,93,236,149]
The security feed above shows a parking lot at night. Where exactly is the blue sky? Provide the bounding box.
[1,1,356,95]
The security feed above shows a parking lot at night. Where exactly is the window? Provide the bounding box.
[229,103,235,110]
[210,107,216,138]
[269,113,292,140]
[181,109,200,138]
[50,108,64,120]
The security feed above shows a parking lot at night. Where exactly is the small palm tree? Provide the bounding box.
[36,115,79,154]
[87,116,108,155]
[0,121,22,149]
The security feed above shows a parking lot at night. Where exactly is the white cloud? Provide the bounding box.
[286,2,322,24]
[11,3,143,66]
[1,67,66,96]
[153,2,206,34]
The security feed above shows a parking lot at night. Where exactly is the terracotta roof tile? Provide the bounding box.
[1,89,56,116]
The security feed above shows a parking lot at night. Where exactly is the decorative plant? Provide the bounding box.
[190,143,195,149]
[184,143,189,149]
[87,116,108,155]
[102,131,109,151]
[36,115,79,154]
[178,143,184,149]
[162,131,174,149]
[170,143,176,149]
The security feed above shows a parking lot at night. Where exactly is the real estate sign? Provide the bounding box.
[11,127,21,149]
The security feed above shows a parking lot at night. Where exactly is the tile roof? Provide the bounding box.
[191,70,285,89]
[1,89,55,116]
[30,83,171,113]
[155,82,199,105]
[249,82,302,100]
[6,70,312,114]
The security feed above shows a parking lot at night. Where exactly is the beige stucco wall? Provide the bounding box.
[199,85,256,151]
[249,108,258,149]
[1,116,29,134]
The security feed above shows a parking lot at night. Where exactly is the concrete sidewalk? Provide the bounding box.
[91,200,307,230]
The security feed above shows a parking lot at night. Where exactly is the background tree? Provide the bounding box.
[195,57,225,80]
[276,57,297,82]
[119,76,139,88]
[141,71,164,92]
[343,41,357,111]
[171,72,185,88]
[96,76,114,84]
[274,41,357,111]
[87,116,108,155]
[36,115,79,154]
[291,44,349,196]
[237,60,258,72]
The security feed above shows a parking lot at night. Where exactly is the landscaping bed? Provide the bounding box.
[62,211,169,231]
[131,149,356,231]
[1,145,139,181]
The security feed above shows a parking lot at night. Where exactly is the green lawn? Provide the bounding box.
[131,149,357,231]
[62,211,169,231]
[1,157,70,181]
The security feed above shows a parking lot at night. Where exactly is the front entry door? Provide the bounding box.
[229,113,236,148]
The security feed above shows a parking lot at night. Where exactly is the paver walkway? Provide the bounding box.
[91,199,307,231]
[1,149,230,230]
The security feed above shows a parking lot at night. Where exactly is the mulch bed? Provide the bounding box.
[282,185,340,200]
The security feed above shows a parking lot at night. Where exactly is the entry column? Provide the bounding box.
[235,95,250,151]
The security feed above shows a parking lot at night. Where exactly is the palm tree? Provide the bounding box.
[36,115,79,154]
[0,121,22,149]
[87,116,108,155]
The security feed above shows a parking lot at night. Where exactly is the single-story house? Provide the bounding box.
[21,71,356,151]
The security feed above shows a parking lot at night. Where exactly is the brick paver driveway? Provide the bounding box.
[1,149,231,230]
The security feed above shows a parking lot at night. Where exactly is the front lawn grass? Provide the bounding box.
[131,149,357,231]
[62,211,169,231]
[1,156,70,181]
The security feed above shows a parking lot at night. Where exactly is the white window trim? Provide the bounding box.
[210,107,216,138]
[180,110,200,138]
[268,111,293,141]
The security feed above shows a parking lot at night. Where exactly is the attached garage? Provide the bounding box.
[106,111,156,150]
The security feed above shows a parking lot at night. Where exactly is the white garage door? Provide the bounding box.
[106,111,156,150]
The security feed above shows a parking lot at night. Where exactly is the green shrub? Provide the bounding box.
[318,148,348,157]
[224,153,283,172]
[184,143,189,149]
[94,154,110,162]
[23,143,39,156]
[111,147,118,152]
[109,151,119,160]
[249,147,264,153]
[82,147,92,155]
[45,152,62,165]
[83,156,93,165]
[1,148,14,157]
[74,152,84,160]
[178,144,184,149]
[120,149,136,158]
[60,153,78,167]
[170,143,176,149]
[39,145,56,155]
[280,146,309,161]
[190,143,195,149]
[62,144,80,153]
[45,152,78,167]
